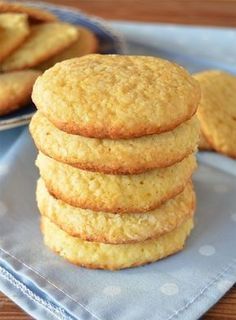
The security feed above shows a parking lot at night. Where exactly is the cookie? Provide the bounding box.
[36,152,196,213]
[37,178,195,244]
[32,54,200,139]
[194,70,236,158]
[0,13,30,62]
[1,22,79,71]
[38,26,98,71]
[0,1,57,23]
[30,112,199,174]
[41,216,193,270]
[0,70,41,116]
[199,131,212,150]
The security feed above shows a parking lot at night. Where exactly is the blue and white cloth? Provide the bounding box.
[0,15,236,320]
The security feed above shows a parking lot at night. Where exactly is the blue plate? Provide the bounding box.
[0,1,125,131]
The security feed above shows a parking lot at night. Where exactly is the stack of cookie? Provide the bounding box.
[30,54,200,270]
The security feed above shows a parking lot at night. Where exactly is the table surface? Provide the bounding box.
[1,0,236,319]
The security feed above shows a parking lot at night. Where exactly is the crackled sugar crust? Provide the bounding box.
[32,54,200,139]
[37,178,195,244]
[0,70,41,115]
[41,216,194,270]
[1,22,79,71]
[36,152,197,213]
[30,112,199,174]
[195,70,236,158]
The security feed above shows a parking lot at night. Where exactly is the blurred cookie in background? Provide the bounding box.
[0,1,57,23]
[1,22,79,71]
[194,70,236,158]
[38,26,99,71]
[0,13,30,62]
[0,70,41,116]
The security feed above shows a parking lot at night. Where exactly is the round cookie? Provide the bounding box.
[41,216,194,270]
[37,178,195,244]
[0,13,30,63]
[1,22,79,71]
[0,1,57,23]
[36,152,196,213]
[30,112,199,174]
[32,54,200,139]
[0,70,41,116]
[194,70,236,158]
[38,26,98,71]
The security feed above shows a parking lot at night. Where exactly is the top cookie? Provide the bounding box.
[32,54,200,139]
[194,70,236,158]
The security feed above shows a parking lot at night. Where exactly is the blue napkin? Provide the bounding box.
[0,20,236,320]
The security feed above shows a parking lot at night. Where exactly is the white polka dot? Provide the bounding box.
[213,184,228,193]
[217,280,234,293]
[103,286,121,297]
[230,213,236,222]
[0,164,8,176]
[160,283,179,296]
[199,245,216,256]
[0,202,7,217]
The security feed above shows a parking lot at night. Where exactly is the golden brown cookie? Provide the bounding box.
[0,70,41,116]
[1,22,79,71]
[32,54,200,139]
[0,13,30,63]
[38,26,98,71]
[0,1,57,23]
[30,112,199,174]
[194,70,236,158]
[37,178,195,244]
[36,152,196,213]
[41,216,194,270]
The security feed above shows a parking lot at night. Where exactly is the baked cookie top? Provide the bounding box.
[194,70,236,158]
[32,54,200,139]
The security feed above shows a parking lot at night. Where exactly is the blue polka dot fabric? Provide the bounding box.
[0,4,236,320]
